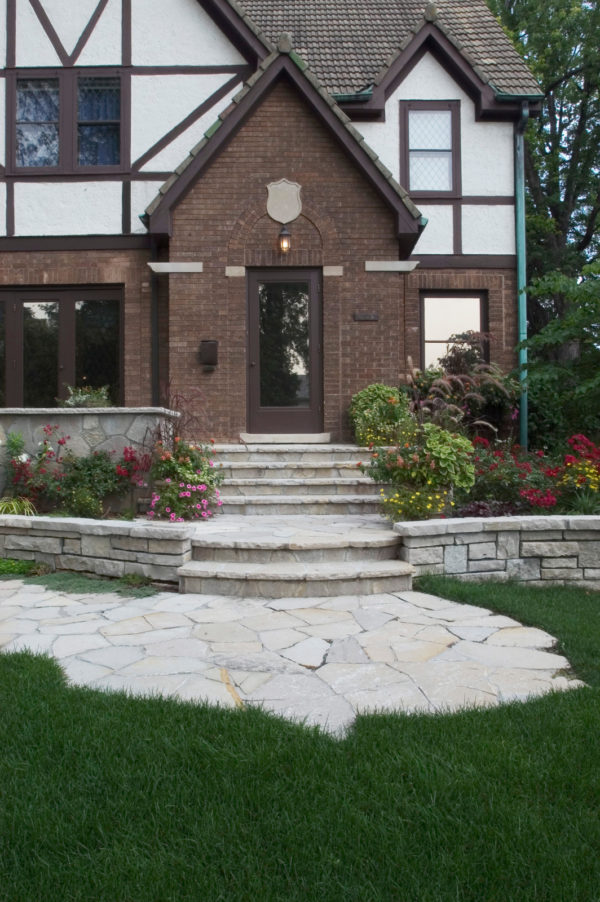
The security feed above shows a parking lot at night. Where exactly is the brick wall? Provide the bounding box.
[404,267,518,375]
[168,80,518,440]
[169,80,408,440]
[0,249,153,407]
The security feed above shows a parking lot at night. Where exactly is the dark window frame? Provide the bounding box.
[0,285,124,407]
[400,100,461,199]
[7,68,129,175]
[420,290,488,370]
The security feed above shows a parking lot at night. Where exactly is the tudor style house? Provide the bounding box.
[0,0,541,440]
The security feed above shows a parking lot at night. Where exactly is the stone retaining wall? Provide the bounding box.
[0,516,194,584]
[394,516,600,588]
[0,407,178,495]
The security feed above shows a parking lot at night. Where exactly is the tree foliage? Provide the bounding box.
[487,0,600,331]
[524,263,600,446]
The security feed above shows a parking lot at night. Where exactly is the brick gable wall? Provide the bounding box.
[168,79,518,440]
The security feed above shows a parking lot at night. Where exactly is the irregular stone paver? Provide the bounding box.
[0,580,583,735]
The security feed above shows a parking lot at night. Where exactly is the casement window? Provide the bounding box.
[11,70,123,172]
[421,292,486,369]
[400,101,461,197]
[0,287,122,407]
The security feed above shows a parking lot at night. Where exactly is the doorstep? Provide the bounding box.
[239,433,331,444]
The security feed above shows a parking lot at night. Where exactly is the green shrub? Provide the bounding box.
[364,423,475,494]
[61,486,103,519]
[348,383,413,445]
[60,385,111,407]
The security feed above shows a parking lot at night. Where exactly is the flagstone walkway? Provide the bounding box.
[0,577,581,734]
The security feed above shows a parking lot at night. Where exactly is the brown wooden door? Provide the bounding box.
[247,269,322,434]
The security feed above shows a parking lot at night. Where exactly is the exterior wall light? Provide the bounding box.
[278,224,291,253]
[198,340,218,372]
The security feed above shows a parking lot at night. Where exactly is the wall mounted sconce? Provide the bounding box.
[198,340,218,372]
[278,224,291,254]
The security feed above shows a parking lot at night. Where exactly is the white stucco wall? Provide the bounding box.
[131,0,245,66]
[35,0,100,55]
[139,84,239,171]
[462,204,516,255]
[15,182,122,235]
[356,53,514,196]
[76,0,122,66]
[131,74,235,165]
[16,0,62,66]
[411,205,454,255]
[130,180,164,233]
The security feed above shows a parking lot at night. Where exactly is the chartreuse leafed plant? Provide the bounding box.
[149,436,223,521]
[348,383,413,445]
[0,496,37,516]
[364,422,475,521]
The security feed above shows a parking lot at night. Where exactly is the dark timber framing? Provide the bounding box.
[340,24,541,122]
[131,72,246,171]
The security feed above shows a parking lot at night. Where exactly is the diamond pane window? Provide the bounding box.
[16,78,60,167]
[77,77,121,166]
[407,107,456,193]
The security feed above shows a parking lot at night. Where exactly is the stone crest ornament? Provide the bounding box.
[266,179,302,224]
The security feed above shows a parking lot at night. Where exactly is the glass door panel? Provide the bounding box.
[248,269,322,434]
[258,281,310,408]
[23,301,59,406]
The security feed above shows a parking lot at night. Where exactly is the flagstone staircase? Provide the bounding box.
[177,444,414,597]
[214,443,382,516]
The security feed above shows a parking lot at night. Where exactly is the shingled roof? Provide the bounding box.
[233,0,541,97]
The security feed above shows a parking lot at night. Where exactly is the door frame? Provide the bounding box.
[246,268,323,434]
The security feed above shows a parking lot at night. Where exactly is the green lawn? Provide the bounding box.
[1,578,600,901]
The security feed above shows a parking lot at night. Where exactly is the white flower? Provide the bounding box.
[18,453,30,463]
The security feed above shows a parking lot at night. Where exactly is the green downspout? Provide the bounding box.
[515,101,529,449]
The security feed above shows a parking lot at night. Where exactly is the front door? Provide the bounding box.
[247,269,322,434]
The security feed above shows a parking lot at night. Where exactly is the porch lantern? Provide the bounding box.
[278,224,291,253]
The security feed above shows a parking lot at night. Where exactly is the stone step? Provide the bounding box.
[211,443,369,464]
[219,478,379,497]
[219,494,382,516]
[178,558,414,598]
[215,461,366,479]
[191,528,399,563]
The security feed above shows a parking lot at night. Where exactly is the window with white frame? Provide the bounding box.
[421,293,485,368]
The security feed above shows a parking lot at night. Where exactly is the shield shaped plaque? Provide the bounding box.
[266,179,302,224]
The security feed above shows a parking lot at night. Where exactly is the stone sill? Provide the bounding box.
[0,407,179,416]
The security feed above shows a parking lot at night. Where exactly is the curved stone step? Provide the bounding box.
[220,494,382,515]
[178,559,414,598]
[191,528,399,563]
